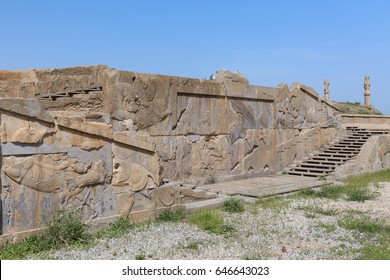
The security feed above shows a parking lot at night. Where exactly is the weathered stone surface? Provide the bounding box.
[2,154,109,194]
[180,187,217,200]
[1,154,113,234]
[0,65,346,240]
[216,69,249,84]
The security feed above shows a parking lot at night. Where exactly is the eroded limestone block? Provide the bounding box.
[131,191,159,212]
[180,187,217,199]
[116,192,135,216]
[173,94,235,135]
[34,65,106,96]
[0,116,54,144]
[191,135,231,180]
[231,129,275,175]
[152,136,192,180]
[0,70,38,98]
[216,69,249,84]
[56,128,108,150]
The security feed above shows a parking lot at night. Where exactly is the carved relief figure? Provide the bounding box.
[112,159,178,215]
[364,75,371,106]
[112,161,158,192]
[2,155,110,195]
[111,77,171,131]
[364,75,370,91]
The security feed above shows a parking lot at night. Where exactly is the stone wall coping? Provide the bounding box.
[113,132,155,152]
[341,114,390,118]
[0,98,156,152]
[56,117,113,139]
[321,98,340,111]
[291,83,319,101]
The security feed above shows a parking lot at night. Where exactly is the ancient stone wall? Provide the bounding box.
[0,65,340,240]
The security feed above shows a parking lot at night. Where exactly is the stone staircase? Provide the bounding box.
[285,126,389,177]
[38,86,103,101]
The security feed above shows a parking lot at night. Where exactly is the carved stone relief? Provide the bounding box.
[110,76,171,132]
[2,154,110,197]
[112,159,179,215]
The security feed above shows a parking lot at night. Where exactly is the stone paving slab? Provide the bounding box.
[197,175,324,198]
[184,197,225,212]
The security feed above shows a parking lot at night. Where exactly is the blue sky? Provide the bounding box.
[1,0,390,113]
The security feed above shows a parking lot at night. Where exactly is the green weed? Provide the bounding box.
[186,241,200,250]
[345,169,390,187]
[296,188,317,198]
[357,236,390,260]
[345,187,377,202]
[0,212,91,260]
[338,216,390,234]
[316,185,344,199]
[223,197,245,213]
[243,253,262,260]
[95,217,134,239]
[155,209,186,223]
[189,208,233,234]
[255,196,290,210]
[297,205,338,218]
[135,253,146,260]
[318,223,337,233]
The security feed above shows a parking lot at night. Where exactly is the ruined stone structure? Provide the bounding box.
[0,65,388,242]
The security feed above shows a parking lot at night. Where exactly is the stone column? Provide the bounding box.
[364,75,371,106]
[323,79,330,100]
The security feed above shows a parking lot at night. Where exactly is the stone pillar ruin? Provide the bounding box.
[323,79,330,100]
[364,75,371,106]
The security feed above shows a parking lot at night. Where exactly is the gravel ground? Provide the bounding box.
[33,182,390,260]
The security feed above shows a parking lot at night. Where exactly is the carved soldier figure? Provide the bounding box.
[323,78,330,100]
[364,75,371,106]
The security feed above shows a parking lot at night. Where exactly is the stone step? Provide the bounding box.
[288,167,331,174]
[347,135,369,139]
[310,156,348,162]
[299,160,339,166]
[184,197,225,212]
[332,143,364,148]
[314,152,354,158]
[286,171,324,177]
[326,146,361,151]
[355,131,388,135]
[339,139,367,143]
[296,163,336,170]
[322,149,360,155]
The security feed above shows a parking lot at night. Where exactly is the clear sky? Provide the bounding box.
[1,0,390,114]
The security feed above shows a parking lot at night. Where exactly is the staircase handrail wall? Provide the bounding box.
[340,114,390,125]
[277,114,341,152]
